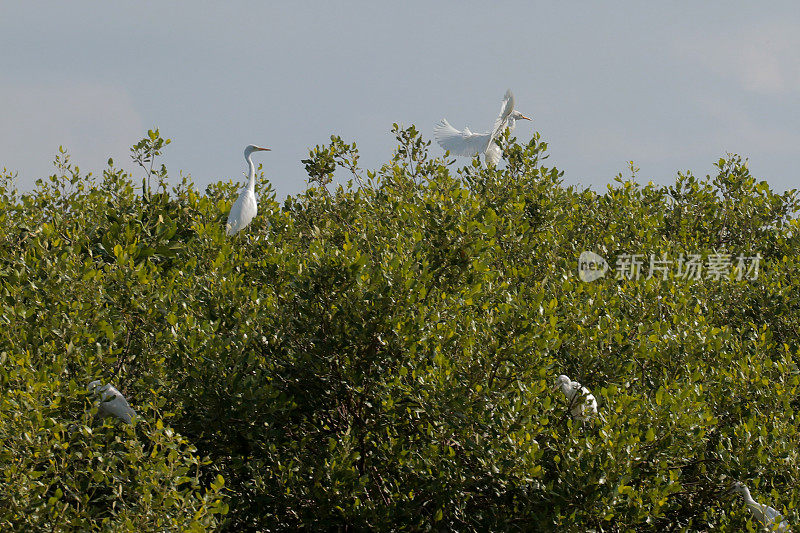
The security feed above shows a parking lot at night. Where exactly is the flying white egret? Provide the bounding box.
[434,89,532,166]
[87,380,136,424]
[553,374,598,421]
[226,144,271,236]
[730,482,789,532]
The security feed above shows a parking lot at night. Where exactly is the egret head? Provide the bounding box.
[511,110,532,121]
[729,481,749,496]
[553,374,571,392]
[87,380,113,400]
[244,144,271,158]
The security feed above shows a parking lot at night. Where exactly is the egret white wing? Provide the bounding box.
[99,386,135,423]
[88,381,135,424]
[567,382,597,421]
[485,143,502,166]
[434,119,491,157]
[761,505,788,531]
[226,189,258,235]
[490,89,516,140]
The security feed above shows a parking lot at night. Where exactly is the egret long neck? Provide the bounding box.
[561,383,574,399]
[246,153,257,191]
[740,487,760,508]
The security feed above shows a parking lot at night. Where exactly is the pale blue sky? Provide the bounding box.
[1,3,799,198]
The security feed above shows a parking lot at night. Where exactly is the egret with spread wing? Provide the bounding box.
[434,89,531,165]
[226,144,271,236]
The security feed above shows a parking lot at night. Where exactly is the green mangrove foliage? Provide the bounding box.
[0,127,799,530]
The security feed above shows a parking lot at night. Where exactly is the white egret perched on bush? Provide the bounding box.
[434,89,531,166]
[226,144,271,236]
[730,481,789,532]
[553,374,598,421]
[87,380,136,424]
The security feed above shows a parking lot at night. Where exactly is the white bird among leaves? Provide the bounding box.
[87,380,136,424]
[434,89,532,166]
[553,374,598,421]
[730,481,789,532]
[226,144,271,236]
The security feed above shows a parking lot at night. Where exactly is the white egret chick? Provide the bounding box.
[87,380,136,424]
[730,481,789,532]
[434,89,531,166]
[553,374,598,421]
[226,144,271,236]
